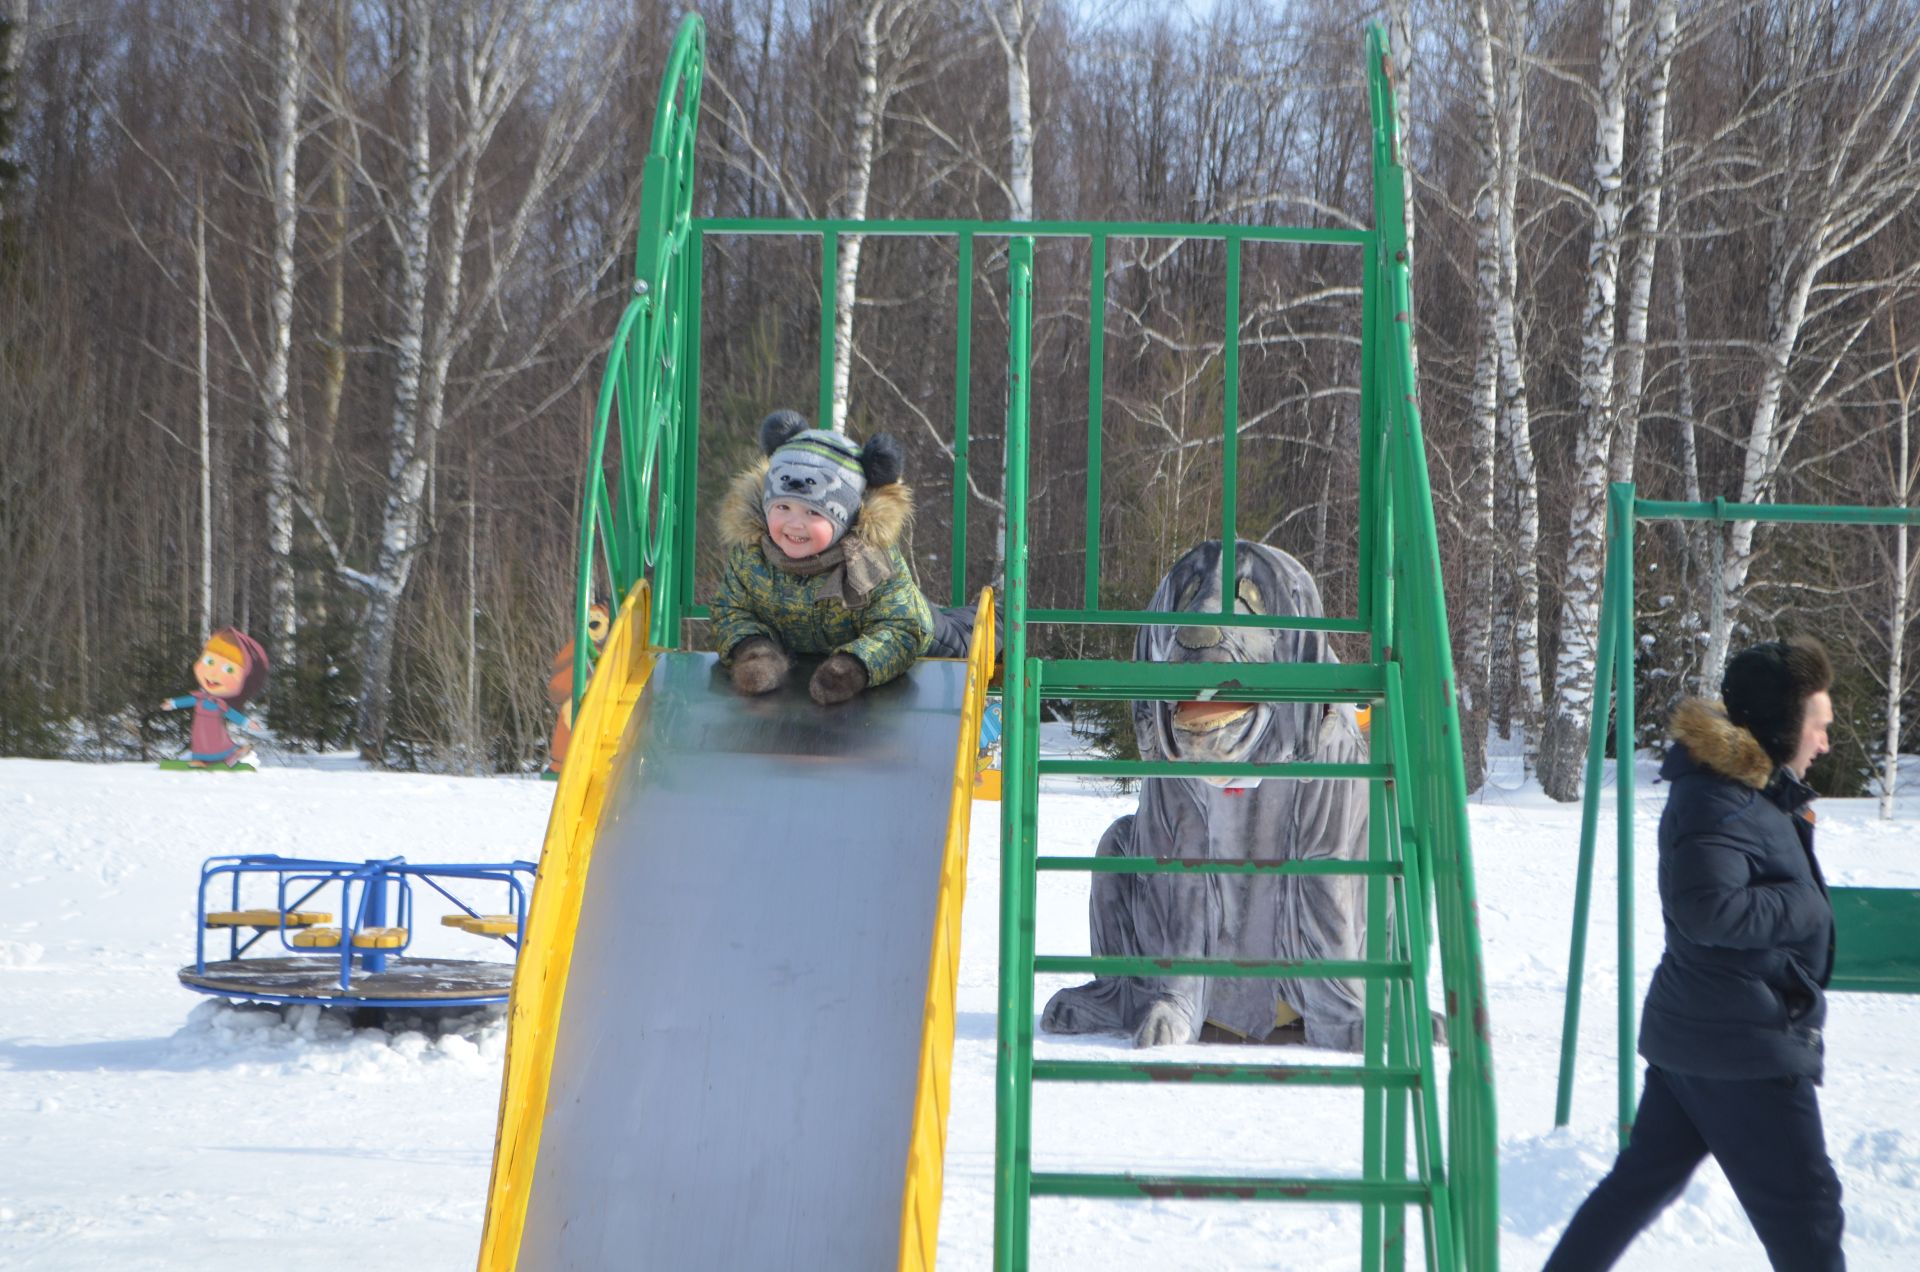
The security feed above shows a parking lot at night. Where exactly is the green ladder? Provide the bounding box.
[989,28,1496,1272]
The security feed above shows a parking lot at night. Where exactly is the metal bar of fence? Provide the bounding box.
[1036,759,1389,780]
[818,233,837,428]
[1221,235,1241,612]
[1086,233,1106,610]
[697,217,1372,245]
[952,232,974,607]
[1035,857,1402,876]
[1027,608,1367,632]
[1635,498,1920,526]
[1034,956,1411,980]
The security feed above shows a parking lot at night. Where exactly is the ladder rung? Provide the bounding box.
[1028,608,1368,634]
[1029,1172,1430,1204]
[1037,759,1389,781]
[1036,856,1400,877]
[1034,956,1409,980]
[1035,659,1386,703]
[1031,1059,1420,1089]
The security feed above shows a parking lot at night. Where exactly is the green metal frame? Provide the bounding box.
[1557,482,1920,1148]
[574,15,1497,1270]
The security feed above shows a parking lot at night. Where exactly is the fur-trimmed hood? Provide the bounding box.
[717,456,913,553]
[1668,697,1775,790]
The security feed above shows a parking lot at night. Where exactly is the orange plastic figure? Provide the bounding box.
[545,604,611,775]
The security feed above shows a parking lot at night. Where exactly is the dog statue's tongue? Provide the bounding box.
[1173,700,1254,732]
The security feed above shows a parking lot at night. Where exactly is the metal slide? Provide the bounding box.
[481,633,987,1271]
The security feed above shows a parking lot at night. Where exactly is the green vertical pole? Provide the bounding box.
[674,233,705,641]
[1613,482,1638,1147]
[1220,235,1242,610]
[1358,240,1377,639]
[613,315,641,594]
[1085,233,1106,610]
[1554,492,1622,1127]
[819,233,838,429]
[1361,776,1389,1272]
[952,233,974,606]
[994,236,1036,1272]
[1385,980,1409,1272]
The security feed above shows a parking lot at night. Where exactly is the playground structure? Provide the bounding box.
[179,854,536,1008]
[1557,483,1920,1145]
[480,13,1496,1272]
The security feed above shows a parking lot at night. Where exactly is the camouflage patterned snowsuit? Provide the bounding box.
[710,458,933,687]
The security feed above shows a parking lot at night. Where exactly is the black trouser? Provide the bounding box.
[1544,1065,1844,1272]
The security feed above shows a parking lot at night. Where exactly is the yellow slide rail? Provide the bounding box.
[477,579,657,1272]
[898,588,996,1270]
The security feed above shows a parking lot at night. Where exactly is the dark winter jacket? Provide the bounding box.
[1638,698,1835,1082]
[709,458,933,686]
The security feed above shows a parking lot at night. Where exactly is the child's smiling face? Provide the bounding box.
[194,647,244,697]
[766,498,838,559]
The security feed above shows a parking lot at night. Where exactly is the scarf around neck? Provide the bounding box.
[759,534,894,607]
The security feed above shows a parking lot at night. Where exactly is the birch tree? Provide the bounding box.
[1607,0,1677,488]
[261,0,302,669]
[1877,308,1918,818]
[1486,0,1546,763]
[1698,4,1920,688]
[982,0,1044,222]
[1537,0,1634,800]
[195,188,213,638]
[1458,0,1505,792]
[828,0,925,433]
[335,0,637,759]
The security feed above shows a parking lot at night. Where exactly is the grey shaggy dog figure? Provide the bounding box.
[1040,540,1371,1051]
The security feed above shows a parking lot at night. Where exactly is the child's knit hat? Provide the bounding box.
[758,410,904,544]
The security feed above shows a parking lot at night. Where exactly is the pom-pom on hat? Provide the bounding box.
[1720,635,1833,766]
[758,410,904,545]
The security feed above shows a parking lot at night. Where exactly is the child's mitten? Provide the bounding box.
[809,653,869,705]
[729,638,790,695]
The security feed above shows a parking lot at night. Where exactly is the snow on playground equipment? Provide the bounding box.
[1557,483,1920,1146]
[179,854,536,1008]
[479,13,1494,1271]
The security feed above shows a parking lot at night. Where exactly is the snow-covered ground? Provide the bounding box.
[3,734,1919,1270]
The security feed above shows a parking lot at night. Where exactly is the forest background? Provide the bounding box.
[3,0,1918,804]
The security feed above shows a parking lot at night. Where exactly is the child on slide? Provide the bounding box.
[711,410,934,705]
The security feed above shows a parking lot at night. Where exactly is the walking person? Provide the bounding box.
[1545,636,1844,1271]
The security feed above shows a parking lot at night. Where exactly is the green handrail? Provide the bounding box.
[571,13,706,710]
[1367,22,1498,1266]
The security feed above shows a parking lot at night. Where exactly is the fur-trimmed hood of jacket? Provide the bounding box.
[1668,696,1776,790]
[717,456,914,554]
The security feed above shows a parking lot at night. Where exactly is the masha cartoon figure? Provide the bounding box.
[160,628,270,768]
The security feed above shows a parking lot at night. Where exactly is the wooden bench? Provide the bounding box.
[289,926,409,950]
[1830,887,1920,993]
[441,913,520,937]
[205,909,331,929]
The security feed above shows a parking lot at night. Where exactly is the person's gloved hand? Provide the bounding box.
[729,638,789,695]
[809,653,869,705]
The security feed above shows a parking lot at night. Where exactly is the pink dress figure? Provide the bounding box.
[161,629,270,767]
